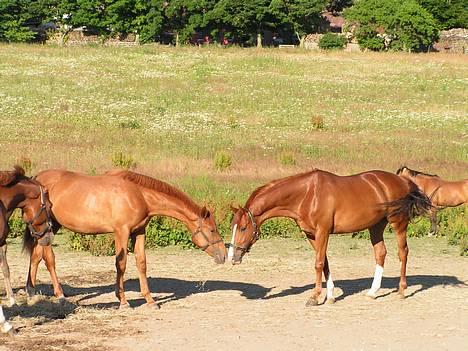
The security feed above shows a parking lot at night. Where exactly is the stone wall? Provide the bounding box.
[434,28,467,54]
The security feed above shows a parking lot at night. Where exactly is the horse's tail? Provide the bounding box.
[384,183,433,221]
[22,226,35,255]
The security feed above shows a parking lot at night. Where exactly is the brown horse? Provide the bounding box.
[0,166,54,307]
[0,166,54,336]
[229,169,431,306]
[397,166,467,235]
[23,169,226,308]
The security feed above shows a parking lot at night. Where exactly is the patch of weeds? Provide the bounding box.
[214,151,232,171]
[112,152,137,169]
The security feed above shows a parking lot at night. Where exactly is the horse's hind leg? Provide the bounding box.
[0,245,15,306]
[366,219,387,299]
[428,209,438,236]
[132,233,157,307]
[390,220,409,298]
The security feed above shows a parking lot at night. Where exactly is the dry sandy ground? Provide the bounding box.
[0,235,467,351]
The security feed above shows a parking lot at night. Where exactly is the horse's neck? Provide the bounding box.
[414,175,441,193]
[140,187,199,232]
[249,183,304,226]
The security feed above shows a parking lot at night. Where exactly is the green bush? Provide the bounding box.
[7,210,26,238]
[112,152,137,169]
[318,33,347,50]
[260,218,302,239]
[69,233,115,256]
[344,0,439,52]
[214,151,232,171]
[145,217,193,248]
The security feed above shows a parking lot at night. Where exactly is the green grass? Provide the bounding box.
[1,44,466,253]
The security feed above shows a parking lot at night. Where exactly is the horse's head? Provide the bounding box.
[228,206,259,265]
[192,206,226,264]
[20,181,54,246]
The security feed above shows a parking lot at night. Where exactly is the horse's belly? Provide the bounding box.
[332,208,385,233]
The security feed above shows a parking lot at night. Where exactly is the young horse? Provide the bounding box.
[229,169,431,306]
[0,166,55,335]
[397,166,467,235]
[24,169,226,308]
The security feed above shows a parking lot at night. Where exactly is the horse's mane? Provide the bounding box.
[396,165,438,178]
[246,169,318,207]
[0,165,26,186]
[111,170,201,213]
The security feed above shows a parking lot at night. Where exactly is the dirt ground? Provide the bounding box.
[0,235,467,351]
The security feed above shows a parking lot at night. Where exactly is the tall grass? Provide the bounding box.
[1,44,466,254]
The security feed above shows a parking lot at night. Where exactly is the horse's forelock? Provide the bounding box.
[13,165,25,177]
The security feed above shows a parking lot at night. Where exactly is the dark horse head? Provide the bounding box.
[0,166,54,246]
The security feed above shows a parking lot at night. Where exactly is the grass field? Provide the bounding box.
[0,44,466,247]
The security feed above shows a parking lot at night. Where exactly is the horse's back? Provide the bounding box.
[313,170,412,233]
[35,169,147,233]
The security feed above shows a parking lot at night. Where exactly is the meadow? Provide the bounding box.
[0,44,466,252]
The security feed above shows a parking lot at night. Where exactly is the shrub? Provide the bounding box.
[278,151,296,166]
[118,119,141,129]
[18,156,33,175]
[112,152,136,169]
[214,151,232,171]
[7,210,25,238]
[69,233,115,256]
[145,217,193,248]
[344,0,439,52]
[318,33,347,50]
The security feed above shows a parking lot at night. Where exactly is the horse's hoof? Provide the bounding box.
[27,295,41,306]
[119,303,131,310]
[7,297,16,307]
[366,292,377,300]
[57,296,67,304]
[326,297,336,305]
[7,328,17,337]
[146,302,160,309]
[306,297,318,307]
[397,292,405,300]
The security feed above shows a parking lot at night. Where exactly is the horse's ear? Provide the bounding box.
[230,205,239,213]
[13,165,25,177]
[200,206,210,219]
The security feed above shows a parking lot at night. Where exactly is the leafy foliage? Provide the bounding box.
[318,32,346,49]
[344,0,439,52]
[416,0,467,30]
[0,0,36,42]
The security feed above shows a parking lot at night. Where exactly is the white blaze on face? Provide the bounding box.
[227,223,237,262]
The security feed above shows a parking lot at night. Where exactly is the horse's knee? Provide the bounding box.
[315,261,325,272]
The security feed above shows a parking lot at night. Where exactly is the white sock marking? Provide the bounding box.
[326,273,335,299]
[367,264,384,296]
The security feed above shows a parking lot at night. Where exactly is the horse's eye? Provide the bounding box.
[240,226,247,232]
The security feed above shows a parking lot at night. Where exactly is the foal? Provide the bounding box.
[229,169,431,305]
[397,166,467,235]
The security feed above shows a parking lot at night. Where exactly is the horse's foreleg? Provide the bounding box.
[0,245,15,306]
[307,236,334,304]
[306,230,329,306]
[26,243,44,298]
[367,220,387,299]
[133,233,157,307]
[42,245,65,300]
[115,230,130,308]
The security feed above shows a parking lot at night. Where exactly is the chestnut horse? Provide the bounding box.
[23,169,226,308]
[229,169,431,306]
[397,166,467,235]
[0,166,54,335]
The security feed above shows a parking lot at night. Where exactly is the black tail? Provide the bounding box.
[22,226,35,255]
[384,184,433,221]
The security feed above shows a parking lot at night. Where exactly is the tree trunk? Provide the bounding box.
[175,32,180,47]
[257,33,262,48]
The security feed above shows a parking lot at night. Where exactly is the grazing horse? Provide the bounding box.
[397,166,467,235]
[228,169,431,306]
[0,166,54,335]
[24,169,226,308]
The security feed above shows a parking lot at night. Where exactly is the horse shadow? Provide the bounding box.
[263,274,467,301]
[29,277,274,309]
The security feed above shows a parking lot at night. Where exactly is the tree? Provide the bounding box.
[344,0,439,52]
[270,0,326,47]
[0,0,37,42]
[416,0,467,30]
